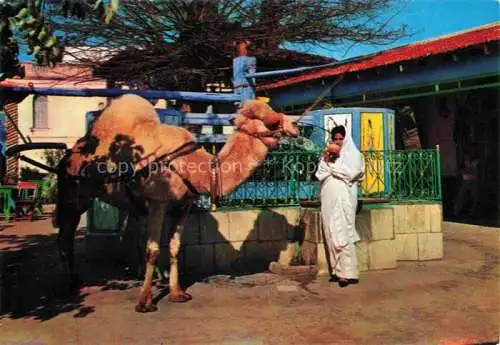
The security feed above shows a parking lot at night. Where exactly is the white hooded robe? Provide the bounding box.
[315,131,365,278]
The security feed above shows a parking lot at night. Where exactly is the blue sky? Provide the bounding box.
[19,0,499,62]
[309,0,500,60]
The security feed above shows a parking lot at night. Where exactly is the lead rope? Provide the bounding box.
[294,64,356,126]
[210,156,220,211]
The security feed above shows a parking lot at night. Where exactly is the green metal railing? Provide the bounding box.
[217,148,442,208]
[360,149,442,201]
[218,150,320,207]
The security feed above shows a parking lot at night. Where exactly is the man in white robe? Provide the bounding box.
[315,125,365,287]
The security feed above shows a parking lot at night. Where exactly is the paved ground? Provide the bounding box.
[0,218,498,345]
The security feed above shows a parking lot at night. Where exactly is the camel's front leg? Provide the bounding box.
[136,201,166,313]
[168,204,192,303]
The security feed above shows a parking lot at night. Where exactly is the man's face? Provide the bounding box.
[332,133,345,148]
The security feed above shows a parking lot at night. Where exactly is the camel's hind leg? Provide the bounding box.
[136,201,167,313]
[167,203,192,302]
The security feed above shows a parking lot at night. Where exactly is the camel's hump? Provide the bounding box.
[65,93,196,179]
[89,94,160,141]
[101,94,161,126]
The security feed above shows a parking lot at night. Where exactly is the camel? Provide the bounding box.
[54,94,299,312]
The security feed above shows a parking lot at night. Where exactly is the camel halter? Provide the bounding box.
[235,116,285,146]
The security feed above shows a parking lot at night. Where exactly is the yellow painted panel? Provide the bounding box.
[360,112,385,195]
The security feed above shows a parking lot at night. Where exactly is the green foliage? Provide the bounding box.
[93,0,120,24]
[0,3,25,80]
[39,174,57,203]
[39,148,64,203]
[8,2,64,67]
[0,0,120,80]
[19,148,64,203]
[20,166,46,180]
[60,0,120,23]
[43,148,65,169]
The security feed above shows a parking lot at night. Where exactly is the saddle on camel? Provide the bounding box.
[54,94,299,312]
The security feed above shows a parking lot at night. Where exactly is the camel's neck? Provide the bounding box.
[174,131,269,198]
[214,131,269,196]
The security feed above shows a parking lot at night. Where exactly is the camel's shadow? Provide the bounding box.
[123,206,304,305]
[0,229,97,321]
[0,207,303,320]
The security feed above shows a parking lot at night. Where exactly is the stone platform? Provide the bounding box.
[85,203,443,276]
[300,203,444,275]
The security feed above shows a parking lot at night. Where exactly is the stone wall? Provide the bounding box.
[85,203,443,277]
[174,208,300,275]
[108,207,302,277]
[300,203,444,276]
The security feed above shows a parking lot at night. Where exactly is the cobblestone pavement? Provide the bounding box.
[0,219,498,345]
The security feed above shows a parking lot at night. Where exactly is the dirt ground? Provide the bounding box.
[0,218,498,345]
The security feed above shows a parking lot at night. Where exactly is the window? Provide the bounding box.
[33,95,48,129]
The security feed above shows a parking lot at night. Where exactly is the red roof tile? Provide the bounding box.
[257,23,500,91]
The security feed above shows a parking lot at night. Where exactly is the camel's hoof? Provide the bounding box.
[168,292,192,303]
[135,303,158,313]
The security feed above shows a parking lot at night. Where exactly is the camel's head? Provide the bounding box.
[233,100,300,148]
